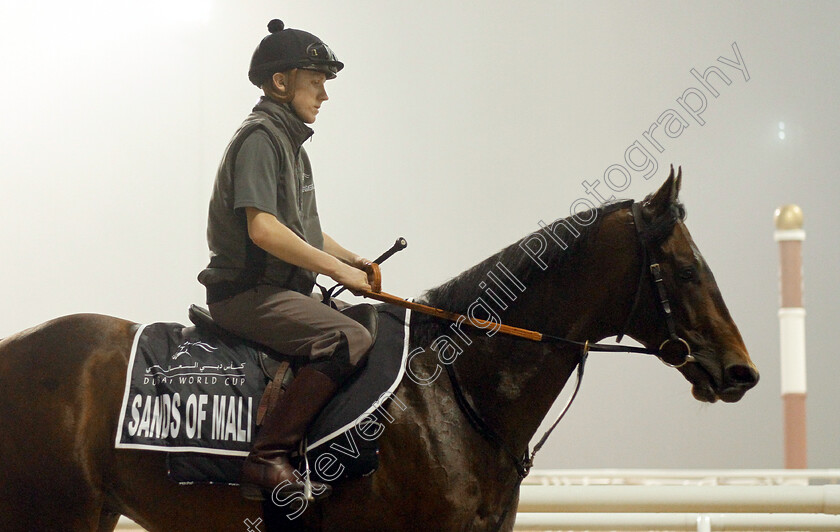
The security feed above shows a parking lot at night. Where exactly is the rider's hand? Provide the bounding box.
[334,262,371,295]
[351,257,381,293]
[349,257,369,270]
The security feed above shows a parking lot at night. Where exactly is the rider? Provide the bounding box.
[197,19,375,500]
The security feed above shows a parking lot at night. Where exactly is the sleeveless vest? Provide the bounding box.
[199,98,323,303]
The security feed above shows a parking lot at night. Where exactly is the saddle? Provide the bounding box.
[187,302,380,425]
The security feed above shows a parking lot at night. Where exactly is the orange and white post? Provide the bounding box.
[774,204,807,468]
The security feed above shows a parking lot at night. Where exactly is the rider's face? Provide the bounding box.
[290,69,329,124]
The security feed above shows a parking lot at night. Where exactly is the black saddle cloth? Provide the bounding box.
[153,303,409,485]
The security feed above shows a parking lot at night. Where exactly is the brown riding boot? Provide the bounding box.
[240,366,339,501]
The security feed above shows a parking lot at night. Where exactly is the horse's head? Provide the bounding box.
[628,167,759,403]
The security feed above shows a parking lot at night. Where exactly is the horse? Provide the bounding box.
[0,168,758,531]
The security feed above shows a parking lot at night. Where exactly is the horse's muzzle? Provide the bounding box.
[682,353,759,403]
[717,363,760,403]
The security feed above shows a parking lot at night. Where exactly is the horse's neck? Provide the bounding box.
[444,210,640,453]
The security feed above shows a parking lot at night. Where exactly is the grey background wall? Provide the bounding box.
[1,1,837,469]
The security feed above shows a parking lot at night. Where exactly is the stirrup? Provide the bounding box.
[240,478,333,502]
[241,452,332,502]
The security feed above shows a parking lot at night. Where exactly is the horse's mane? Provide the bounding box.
[420,200,631,314]
[420,196,686,316]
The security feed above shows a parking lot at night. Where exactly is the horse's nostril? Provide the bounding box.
[725,364,760,388]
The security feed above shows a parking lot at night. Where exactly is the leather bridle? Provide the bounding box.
[354,200,695,530]
[360,200,694,472]
[360,200,693,368]
[617,201,694,368]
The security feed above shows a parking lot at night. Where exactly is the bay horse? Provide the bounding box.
[0,169,758,531]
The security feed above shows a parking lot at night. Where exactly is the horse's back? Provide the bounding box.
[0,313,136,531]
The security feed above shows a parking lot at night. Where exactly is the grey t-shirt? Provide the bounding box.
[198,99,324,302]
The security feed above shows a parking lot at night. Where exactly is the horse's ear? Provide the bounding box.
[645,165,682,217]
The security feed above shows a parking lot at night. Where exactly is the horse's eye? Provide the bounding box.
[678,266,697,282]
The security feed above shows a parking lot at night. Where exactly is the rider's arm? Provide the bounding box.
[322,232,370,268]
[245,207,371,292]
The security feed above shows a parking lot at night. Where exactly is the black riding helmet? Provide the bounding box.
[248,19,344,86]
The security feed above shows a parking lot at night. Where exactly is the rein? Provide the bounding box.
[359,290,656,355]
[359,201,693,457]
[353,200,693,529]
[360,202,693,364]
[359,288,593,476]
